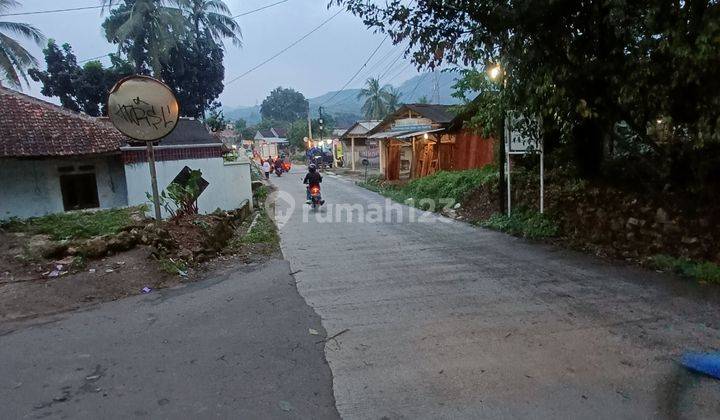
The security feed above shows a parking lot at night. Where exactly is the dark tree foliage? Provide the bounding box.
[333,1,720,180]
[204,101,226,132]
[29,40,133,116]
[260,87,308,122]
[161,35,225,118]
[101,0,152,75]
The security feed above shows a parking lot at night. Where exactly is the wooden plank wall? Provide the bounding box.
[386,144,401,180]
[451,130,494,170]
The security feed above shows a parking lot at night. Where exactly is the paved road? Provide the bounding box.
[273,167,720,419]
[0,260,339,419]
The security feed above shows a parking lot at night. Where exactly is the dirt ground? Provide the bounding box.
[0,212,279,325]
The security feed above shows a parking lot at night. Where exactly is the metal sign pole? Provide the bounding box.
[146,142,162,220]
[539,148,544,214]
[506,150,512,216]
[505,119,512,216]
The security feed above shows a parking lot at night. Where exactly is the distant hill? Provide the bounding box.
[223,70,461,125]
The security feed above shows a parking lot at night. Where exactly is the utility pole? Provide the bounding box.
[306,101,313,145]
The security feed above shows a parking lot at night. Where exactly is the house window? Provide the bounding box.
[60,173,100,211]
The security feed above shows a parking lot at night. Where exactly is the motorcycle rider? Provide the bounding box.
[303,164,324,205]
[273,156,284,176]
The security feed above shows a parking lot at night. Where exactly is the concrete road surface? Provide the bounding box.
[0,260,339,419]
[273,167,720,419]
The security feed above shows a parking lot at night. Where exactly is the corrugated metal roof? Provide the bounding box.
[341,120,381,138]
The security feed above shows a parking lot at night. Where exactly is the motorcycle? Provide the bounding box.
[308,184,323,210]
[274,165,283,177]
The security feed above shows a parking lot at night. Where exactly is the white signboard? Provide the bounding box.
[505,112,542,154]
[108,75,180,142]
[504,111,545,214]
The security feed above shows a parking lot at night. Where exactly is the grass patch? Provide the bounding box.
[359,167,498,210]
[1,207,142,240]
[254,185,269,201]
[650,255,720,284]
[480,209,559,239]
[238,209,278,245]
[157,257,188,276]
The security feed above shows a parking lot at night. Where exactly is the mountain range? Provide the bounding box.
[223,71,461,126]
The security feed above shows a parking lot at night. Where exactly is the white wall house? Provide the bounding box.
[0,87,252,220]
[122,147,252,218]
[0,157,127,220]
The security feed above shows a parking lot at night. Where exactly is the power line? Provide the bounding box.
[77,0,293,64]
[407,71,430,100]
[384,61,413,84]
[232,0,289,18]
[324,47,410,111]
[0,5,103,17]
[1,0,290,18]
[377,51,405,81]
[320,34,388,107]
[226,9,343,86]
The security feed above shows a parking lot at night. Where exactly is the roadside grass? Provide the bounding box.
[254,185,269,201]
[650,255,720,284]
[241,209,279,245]
[1,207,143,240]
[157,257,189,276]
[480,209,559,239]
[359,166,498,210]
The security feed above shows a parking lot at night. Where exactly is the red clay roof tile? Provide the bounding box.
[0,86,127,157]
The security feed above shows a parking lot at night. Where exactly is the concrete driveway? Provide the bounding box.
[0,260,339,420]
[272,167,720,419]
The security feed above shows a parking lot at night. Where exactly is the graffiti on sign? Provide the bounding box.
[113,97,176,131]
[108,75,180,142]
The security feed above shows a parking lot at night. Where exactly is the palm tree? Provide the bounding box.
[358,77,391,120]
[385,86,402,114]
[0,0,45,88]
[102,0,186,75]
[177,0,240,116]
[180,0,241,48]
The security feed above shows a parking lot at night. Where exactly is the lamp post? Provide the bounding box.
[487,63,508,215]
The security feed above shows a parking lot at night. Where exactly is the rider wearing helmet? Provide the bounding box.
[303,164,324,205]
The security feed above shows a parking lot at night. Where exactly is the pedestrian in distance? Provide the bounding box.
[262,159,270,180]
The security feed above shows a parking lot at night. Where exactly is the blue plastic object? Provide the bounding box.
[681,352,720,380]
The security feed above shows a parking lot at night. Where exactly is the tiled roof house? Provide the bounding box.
[0,87,252,220]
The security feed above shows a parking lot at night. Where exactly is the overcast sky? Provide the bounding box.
[6,0,421,108]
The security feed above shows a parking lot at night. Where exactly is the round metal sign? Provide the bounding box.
[107,75,180,142]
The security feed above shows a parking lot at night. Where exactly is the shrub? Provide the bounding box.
[1,207,140,240]
[481,209,559,239]
[359,166,498,210]
[650,255,720,284]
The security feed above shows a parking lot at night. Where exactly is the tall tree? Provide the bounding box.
[101,0,185,75]
[30,40,133,116]
[160,33,224,117]
[180,0,241,48]
[260,87,307,122]
[204,101,226,131]
[176,0,240,115]
[0,0,44,88]
[357,78,390,120]
[385,86,402,114]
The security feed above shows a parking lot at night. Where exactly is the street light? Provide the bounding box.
[487,62,508,214]
[488,64,502,81]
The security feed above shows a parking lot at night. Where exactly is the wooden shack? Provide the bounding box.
[367,104,494,180]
